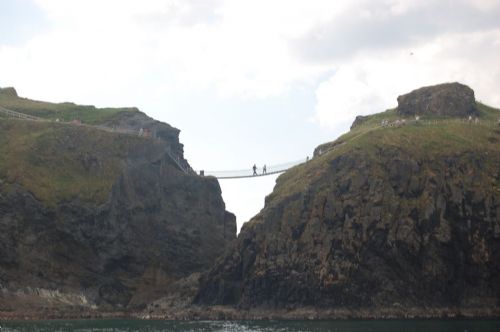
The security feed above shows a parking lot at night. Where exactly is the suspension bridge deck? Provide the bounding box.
[214,170,286,179]
[201,159,307,179]
[204,169,288,179]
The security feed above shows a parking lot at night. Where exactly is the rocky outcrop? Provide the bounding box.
[102,111,185,157]
[350,115,369,130]
[195,86,500,317]
[0,118,236,314]
[397,82,477,117]
[197,148,500,311]
[0,87,18,97]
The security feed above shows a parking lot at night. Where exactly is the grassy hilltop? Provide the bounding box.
[0,118,158,206]
[0,87,164,206]
[0,87,138,124]
[271,102,500,203]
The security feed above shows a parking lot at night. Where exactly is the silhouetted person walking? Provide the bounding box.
[253,164,257,176]
[263,164,267,174]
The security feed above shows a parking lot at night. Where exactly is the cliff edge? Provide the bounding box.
[194,83,500,319]
[0,89,236,317]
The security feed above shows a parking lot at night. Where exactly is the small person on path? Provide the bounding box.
[263,164,267,174]
[253,164,257,176]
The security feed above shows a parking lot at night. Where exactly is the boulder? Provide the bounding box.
[397,82,477,117]
[0,87,18,97]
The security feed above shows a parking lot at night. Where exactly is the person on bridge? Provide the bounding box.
[253,164,257,176]
[263,164,267,174]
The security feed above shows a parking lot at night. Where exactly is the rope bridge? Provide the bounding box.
[0,104,309,180]
[199,158,308,179]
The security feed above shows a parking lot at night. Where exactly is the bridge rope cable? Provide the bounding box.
[199,158,308,179]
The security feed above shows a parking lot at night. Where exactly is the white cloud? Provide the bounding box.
[1,0,500,228]
[315,66,384,128]
[313,28,500,128]
[2,0,343,101]
[2,0,498,107]
[315,20,500,130]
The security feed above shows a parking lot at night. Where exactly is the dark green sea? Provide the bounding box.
[1,320,499,332]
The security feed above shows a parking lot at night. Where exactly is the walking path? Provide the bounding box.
[0,106,43,121]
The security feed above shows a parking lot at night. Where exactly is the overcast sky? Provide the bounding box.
[1,0,500,231]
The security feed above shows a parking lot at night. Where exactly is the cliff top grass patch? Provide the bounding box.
[0,87,138,125]
[270,103,500,205]
[0,118,152,206]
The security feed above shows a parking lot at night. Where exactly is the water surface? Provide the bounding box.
[1,319,499,332]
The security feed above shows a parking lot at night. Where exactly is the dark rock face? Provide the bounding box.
[0,123,235,311]
[397,82,477,117]
[196,149,500,310]
[350,115,369,130]
[0,87,18,97]
[103,111,185,157]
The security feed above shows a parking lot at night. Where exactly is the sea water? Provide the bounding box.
[0,320,499,332]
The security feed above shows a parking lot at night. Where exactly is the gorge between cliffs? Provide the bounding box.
[0,82,499,320]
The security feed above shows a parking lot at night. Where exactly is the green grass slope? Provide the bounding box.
[0,119,154,206]
[269,103,500,204]
[0,88,138,124]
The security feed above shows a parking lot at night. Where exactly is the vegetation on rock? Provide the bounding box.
[196,83,500,317]
[0,89,236,317]
[0,87,137,124]
[0,119,152,205]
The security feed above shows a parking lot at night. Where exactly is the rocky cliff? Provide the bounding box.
[0,89,236,317]
[195,83,500,318]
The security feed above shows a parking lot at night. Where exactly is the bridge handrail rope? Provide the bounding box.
[165,146,196,175]
[199,158,308,179]
[0,106,43,121]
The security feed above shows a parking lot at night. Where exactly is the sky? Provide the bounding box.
[1,0,500,231]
